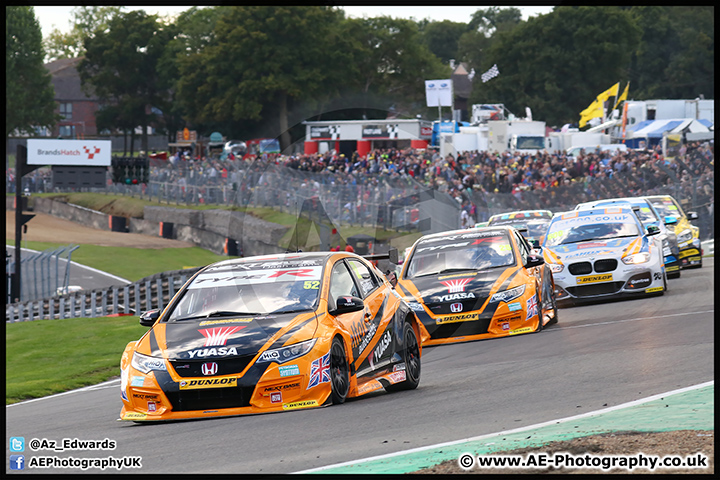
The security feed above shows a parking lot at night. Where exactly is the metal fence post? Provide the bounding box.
[113,286,119,315]
[145,280,151,311]
[134,283,140,316]
[156,278,163,311]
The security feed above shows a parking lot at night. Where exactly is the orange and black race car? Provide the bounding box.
[120,250,425,422]
[396,226,557,346]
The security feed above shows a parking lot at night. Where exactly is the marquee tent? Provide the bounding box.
[623,118,712,148]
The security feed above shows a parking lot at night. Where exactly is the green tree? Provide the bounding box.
[338,16,449,118]
[176,6,349,151]
[629,6,714,99]
[456,7,523,83]
[79,10,175,154]
[468,7,523,36]
[420,20,469,65]
[6,6,58,137]
[162,7,231,140]
[470,6,640,126]
[43,6,125,62]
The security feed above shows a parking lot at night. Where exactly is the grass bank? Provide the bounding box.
[7,239,228,282]
[6,315,148,404]
[21,192,420,252]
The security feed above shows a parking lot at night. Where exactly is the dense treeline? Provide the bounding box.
[7,6,714,151]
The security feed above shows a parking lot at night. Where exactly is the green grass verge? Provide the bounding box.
[7,240,229,281]
[6,315,148,404]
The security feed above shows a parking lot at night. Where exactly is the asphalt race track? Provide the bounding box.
[6,258,714,474]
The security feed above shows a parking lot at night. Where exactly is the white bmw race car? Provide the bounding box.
[542,206,667,305]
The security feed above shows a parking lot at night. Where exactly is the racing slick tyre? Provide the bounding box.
[535,302,544,332]
[547,292,559,326]
[330,337,350,405]
[668,269,681,279]
[385,321,421,392]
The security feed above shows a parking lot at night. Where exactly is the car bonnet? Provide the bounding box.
[143,313,318,360]
[398,267,511,306]
[544,236,648,263]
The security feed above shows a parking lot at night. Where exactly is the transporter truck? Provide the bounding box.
[487,120,546,155]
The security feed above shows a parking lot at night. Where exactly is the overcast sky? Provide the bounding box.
[33,5,555,39]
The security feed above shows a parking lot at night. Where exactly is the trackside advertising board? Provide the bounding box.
[27,139,112,166]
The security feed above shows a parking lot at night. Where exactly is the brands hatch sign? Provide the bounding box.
[27,139,111,166]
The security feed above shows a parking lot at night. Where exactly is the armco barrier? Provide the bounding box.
[6,267,202,322]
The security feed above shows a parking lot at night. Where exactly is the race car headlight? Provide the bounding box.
[490,285,526,303]
[622,252,651,265]
[257,339,317,364]
[131,352,168,374]
[677,229,692,244]
[547,263,564,273]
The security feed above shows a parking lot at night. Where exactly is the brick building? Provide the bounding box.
[45,57,100,139]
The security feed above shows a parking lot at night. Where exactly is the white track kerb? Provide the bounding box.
[293,380,714,474]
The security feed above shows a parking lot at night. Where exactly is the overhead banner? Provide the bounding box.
[425,79,453,107]
[26,139,112,166]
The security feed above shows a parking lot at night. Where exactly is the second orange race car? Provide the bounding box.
[395,226,558,346]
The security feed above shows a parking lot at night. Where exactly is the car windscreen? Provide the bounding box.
[167,264,322,320]
[405,230,515,278]
[516,136,545,149]
[647,197,685,220]
[593,202,659,225]
[487,219,550,237]
[545,212,640,247]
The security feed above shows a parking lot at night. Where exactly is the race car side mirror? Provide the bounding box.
[139,309,160,327]
[385,270,398,288]
[645,225,661,236]
[664,216,677,225]
[525,255,545,269]
[330,296,365,316]
[687,211,698,221]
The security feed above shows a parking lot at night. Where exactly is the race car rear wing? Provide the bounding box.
[363,247,398,265]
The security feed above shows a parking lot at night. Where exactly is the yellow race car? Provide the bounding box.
[395,226,558,346]
[120,250,425,422]
[643,195,703,269]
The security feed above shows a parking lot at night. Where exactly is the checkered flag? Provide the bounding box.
[481,64,500,83]
[329,125,339,140]
[387,124,398,139]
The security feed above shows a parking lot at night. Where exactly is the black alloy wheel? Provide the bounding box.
[330,337,350,405]
[386,322,421,392]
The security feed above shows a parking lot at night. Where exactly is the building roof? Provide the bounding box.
[451,62,472,99]
[45,57,98,101]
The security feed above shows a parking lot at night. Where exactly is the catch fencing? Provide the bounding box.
[6,245,79,304]
[7,147,715,239]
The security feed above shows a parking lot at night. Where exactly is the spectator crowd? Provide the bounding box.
[7,139,714,238]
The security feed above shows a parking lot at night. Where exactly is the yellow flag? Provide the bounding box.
[579,83,620,128]
[597,82,619,102]
[579,98,604,128]
[613,82,629,110]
